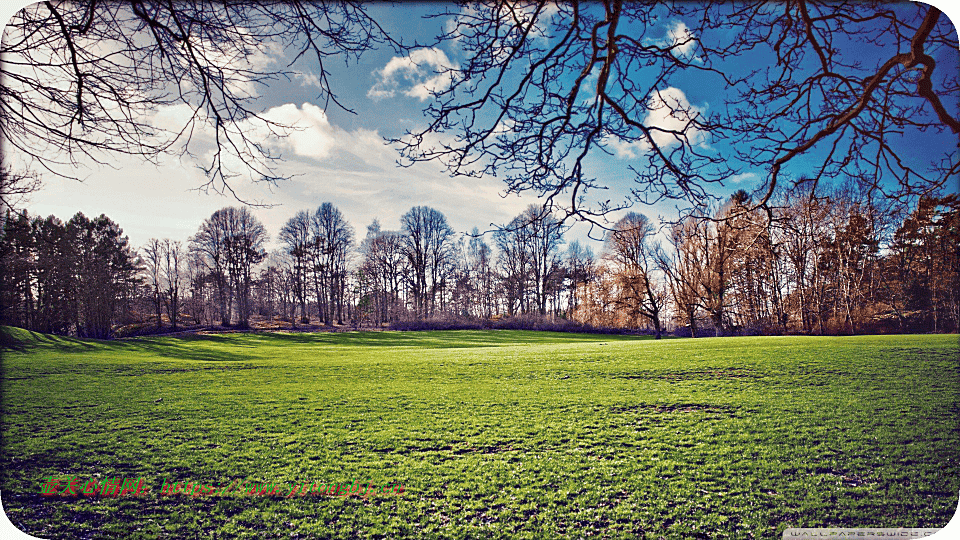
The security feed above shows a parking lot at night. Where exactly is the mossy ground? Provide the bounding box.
[1,327,957,538]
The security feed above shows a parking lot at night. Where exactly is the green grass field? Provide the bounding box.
[1,327,957,539]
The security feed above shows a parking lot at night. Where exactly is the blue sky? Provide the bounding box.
[2,1,959,255]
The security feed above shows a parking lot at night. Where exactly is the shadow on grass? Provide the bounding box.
[123,340,249,362]
[2,325,652,360]
[2,326,248,362]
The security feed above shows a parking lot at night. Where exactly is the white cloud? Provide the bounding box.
[664,21,698,61]
[368,48,458,102]
[644,87,707,149]
[177,26,280,99]
[608,138,643,159]
[257,102,339,161]
[293,71,324,89]
[149,103,206,134]
[729,172,758,184]
[608,86,707,158]
[643,20,701,64]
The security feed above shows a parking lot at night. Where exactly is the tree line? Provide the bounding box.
[1,189,957,338]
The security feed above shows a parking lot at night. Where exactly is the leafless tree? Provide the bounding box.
[278,210,311,324]
[1,1,401,197]
[396,0,959,224]
[184,248,208,325]
[190,211,231,326]
[604,212,668,338]
[190,206,266,327]
[161,238,184,330]
[564,240,595,316]
[310,202,354,325]
[775,184,833,334]
[222,207,267,328]
[521,205,566,315]
[401,206,455,319]
[466,229,495,319]
[141,238,164,329]
[493,214,532,316]
[0,167,41,215]
[360,221,408,325]
[659,215,707,336]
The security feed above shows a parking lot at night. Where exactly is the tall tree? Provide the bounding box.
[161,239,185,330]
[604,212,667,338]
[885,195,959,332]
[775,185,832,334]
[0,210,35,328]
[184,249,209,326]
[310,203,354,325]
[142,239,164,329]
[493,215,533,317]
[191,211,232,326]
[520,205,566,316]
[400,206,455,319]
[360,222,408,325]
[278,210,311,324]
[223,208,268,328]
[466,229,495,319]
[66,213,140,338]
[564,240,595,317]
[31,215,75,334]
[191,207,266,328]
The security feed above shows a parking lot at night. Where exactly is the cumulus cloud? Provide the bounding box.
[257,102,340,160]
[608,86,707,159]
[368,48,458,102]
[664,21,698,60]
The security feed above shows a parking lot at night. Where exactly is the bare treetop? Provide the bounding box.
[2,1,956,221]
[395,0,959,222]
[0,1,401,200]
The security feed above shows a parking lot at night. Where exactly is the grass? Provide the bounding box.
[1,327,958,539]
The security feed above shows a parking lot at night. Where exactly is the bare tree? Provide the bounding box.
[604,212,667,338]
[400,206,455,319]
[1,1,401,195]
[184,248,209,325]
[5,2,955,218]
[190,206,266,327]
[222,207,267,328]
[310,202,354,325]
[660,216,706,336]
[775,185,831,334]
[0,167,41,215]
[466,229,495,319]
[360,222,408,325]
[493,215,532,317]
[564,240,595,316]
[191,211,232,326]
[141,238,164,329]
[279,210,311,324]
[396,1,959,223]
[161,239,184,330]
[521,205,566,316]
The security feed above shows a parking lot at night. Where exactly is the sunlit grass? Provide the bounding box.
[1,327,957,539]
